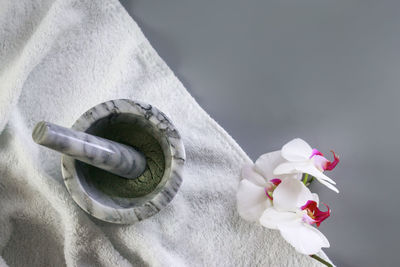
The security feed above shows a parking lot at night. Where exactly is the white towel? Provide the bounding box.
[0,0,331,266]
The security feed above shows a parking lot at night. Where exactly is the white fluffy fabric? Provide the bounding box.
[0,0,331,266]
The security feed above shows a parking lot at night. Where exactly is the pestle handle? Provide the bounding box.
[32,121,147,179]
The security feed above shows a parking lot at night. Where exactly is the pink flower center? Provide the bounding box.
[310,149,340,171]
[301,200,331,227]
[264,179,282,201]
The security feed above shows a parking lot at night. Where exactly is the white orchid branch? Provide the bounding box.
[236,138,340,266]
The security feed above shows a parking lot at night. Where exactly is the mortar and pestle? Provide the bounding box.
[32,99,185,224]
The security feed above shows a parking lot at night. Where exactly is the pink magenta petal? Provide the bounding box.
[265,186,273,200]
[324,150,340,171]
[310,148,324,159]
[301,200,331,227]
[269,178,282,186]
[264,179,281,200]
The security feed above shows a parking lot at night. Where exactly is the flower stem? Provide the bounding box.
[310,254,333,267]
[302,173,309,185]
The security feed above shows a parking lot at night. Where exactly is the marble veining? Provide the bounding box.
[61,99,185,224]
[33,121,147,179]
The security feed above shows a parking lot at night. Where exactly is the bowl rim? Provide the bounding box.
[61,99,185,224]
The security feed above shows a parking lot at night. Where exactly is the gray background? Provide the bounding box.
[120,1,400,266]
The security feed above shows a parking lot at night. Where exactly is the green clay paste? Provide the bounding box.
[85,122,165,198]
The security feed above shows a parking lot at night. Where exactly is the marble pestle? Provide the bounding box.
[32,121,147,179]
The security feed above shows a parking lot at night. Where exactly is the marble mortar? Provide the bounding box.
[61,99,185,224]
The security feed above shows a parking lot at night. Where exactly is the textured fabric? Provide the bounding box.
[0,0,330,266]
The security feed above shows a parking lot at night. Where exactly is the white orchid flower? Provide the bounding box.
[237,151,301,221]
[259,178,331,255]
[273,138,340,193]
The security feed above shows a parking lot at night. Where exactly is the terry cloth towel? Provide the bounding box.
[0,0,332,266]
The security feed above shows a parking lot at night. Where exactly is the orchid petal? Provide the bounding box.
[259,208,300,230]
[274,162,339,193]
[241,164,267,187]
[272,178,314,212]
[314,177,340,193]
[237,179,270,221]
[296,164,337,186]
[286,173,303,181]
[273,161,305,175]
[254,151,285,179]
[281,138,313,162]
[279,223,330,255]
[274,161,337,186]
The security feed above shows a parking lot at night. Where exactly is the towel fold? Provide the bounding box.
[0,0,330,266]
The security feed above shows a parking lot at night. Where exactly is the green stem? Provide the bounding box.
[310,254,333,267]
[302,173,309,185]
